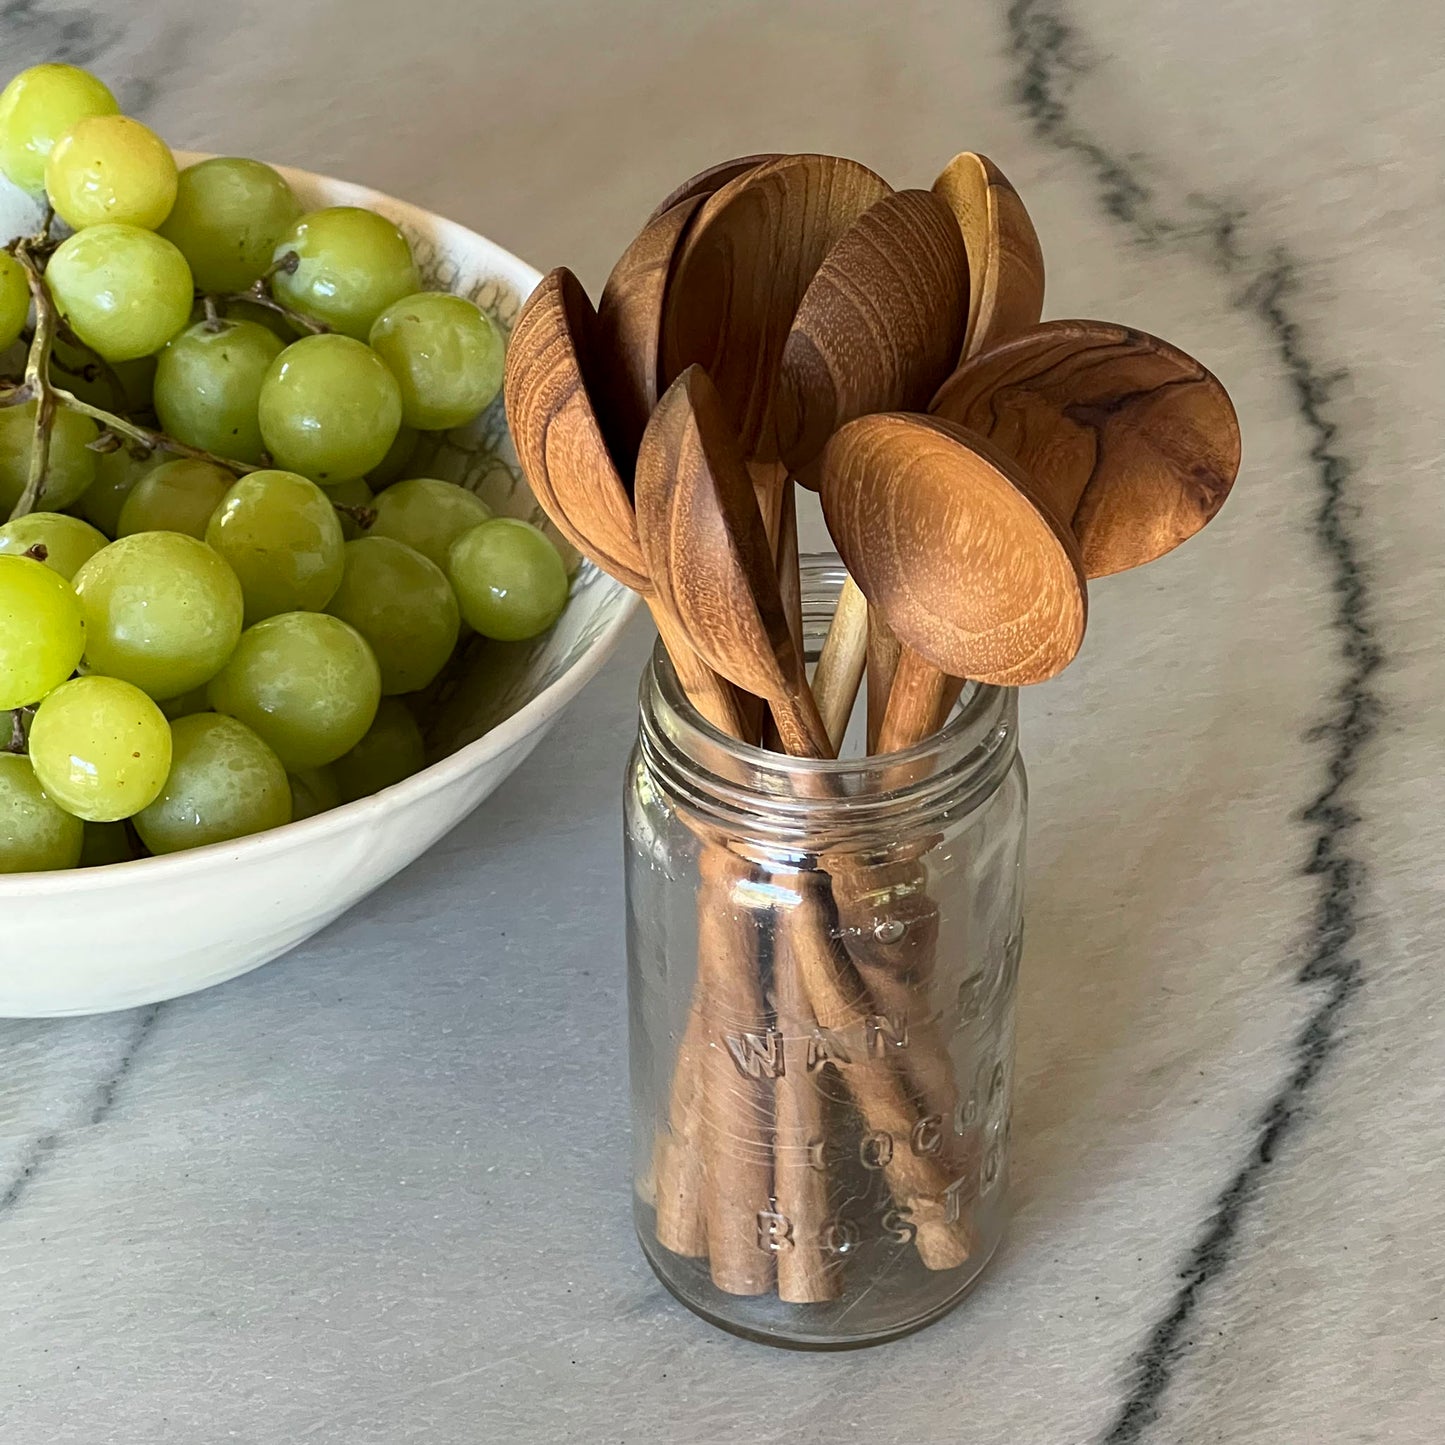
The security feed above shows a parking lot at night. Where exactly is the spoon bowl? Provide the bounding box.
[635,365,832,758]
[820,411,1087,687]
[774,187,970,480]
[661,153,893,458]
[929,319,1242,576]
[932,152,1045,359]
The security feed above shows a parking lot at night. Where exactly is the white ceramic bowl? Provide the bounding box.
[0,158,638,1017]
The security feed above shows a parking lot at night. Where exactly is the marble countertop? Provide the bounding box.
[3,1,1442,1441]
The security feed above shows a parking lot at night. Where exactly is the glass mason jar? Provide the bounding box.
[625,559,1026,1349]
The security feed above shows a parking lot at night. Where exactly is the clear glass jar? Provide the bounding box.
[625,559,1026,1349]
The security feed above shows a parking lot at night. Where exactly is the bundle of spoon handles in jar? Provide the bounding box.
[504,151,1242,1302]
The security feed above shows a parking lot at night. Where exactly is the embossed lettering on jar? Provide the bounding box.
[624,560,1025,1349]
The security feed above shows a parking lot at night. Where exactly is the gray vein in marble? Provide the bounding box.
[0,1004,159,1213]
[1006,3,1384,1439]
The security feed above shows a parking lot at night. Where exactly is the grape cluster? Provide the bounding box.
[0,62,570,874]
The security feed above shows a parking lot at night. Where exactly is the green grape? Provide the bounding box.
[0,752,84,872]
[333,697,426,802]
[73,531,243,699]
[0,401,99,513]
[77,445,161,536]
[80,819,134,867]
[368,477,491,571]
[289,764,339,821]
[28,674,171,821]
[367,423,418,487]
[153,318,284,465]
[133,712,291,855]
[321,476,373,541]
[204,469,345,622]
[158,684,210,720]
[0,511,107,580]
[257,334,401,483]
[0,63,118,193]
[270,206,420,339]
[0,252,29,352]
[158,157,301,292]
[50,336,157,412]
[447,518,568,641]
[44,113,177,231]
[327,536,458,695]
[46,223,193,362]
[118,457,233,539]
[206,611,380,770]
[369,292,505,431]
[0,554,84,709]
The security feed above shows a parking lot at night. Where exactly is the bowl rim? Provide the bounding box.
[0,160,640,896]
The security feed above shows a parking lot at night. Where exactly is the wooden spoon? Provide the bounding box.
[635,365,833,759]
[594,155,787,470]
[595,195,706,468]
[820,412,1087,751]
[507,269,779,1287]
[771,186,970,747]
[929,319,1243,577]
[773,188,970,478]
[859,154,1046,735]
[932,152,1045,360]
[660,153,893,459]
[640,367,978,1278]
[503,266,747,737]
[643,152,783,226]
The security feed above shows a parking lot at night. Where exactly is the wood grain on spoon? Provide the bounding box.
[505,267,649,589]
[504,266,747,744]
[505,271,775,1283]
[820,412,1087,752]
[775,186,969,748]
[661,154,893,459]
[929,319,1242,577]
[596,195,705,468]
[932,152,1045,360]
[775,188,970,478]
[636,366,834,760]
[643,152,783,226]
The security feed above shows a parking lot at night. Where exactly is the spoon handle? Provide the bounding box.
[812,576,869,749]
[769,682,835,760]
[875,646,948,755]
[866,613,904,752]
[649,601,749,738]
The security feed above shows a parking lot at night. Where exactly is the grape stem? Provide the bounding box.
[12,238,57,519]
[332,502,376,529]
[57,390,262,478]
[212,276,328,336]
[3,245,262,519]
[5,708,30,756]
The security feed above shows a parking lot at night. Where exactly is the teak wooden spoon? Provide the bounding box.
[643,152,783,227]
[773,187,970,477]
[595,194,706,468]
[635,363,844,1299]
[640,368,976,1278]
[928,319,1243,576]
[820,412,1088,752]
[507,272,785,1290]
[858,153,1046,735]
[932,151,1046,361]
[635,365,833,760]
[771,186,971,747]
[660,153,893,460]
[503,266,746,737]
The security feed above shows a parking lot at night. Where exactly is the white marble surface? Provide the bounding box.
[3,1,1442,1441]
